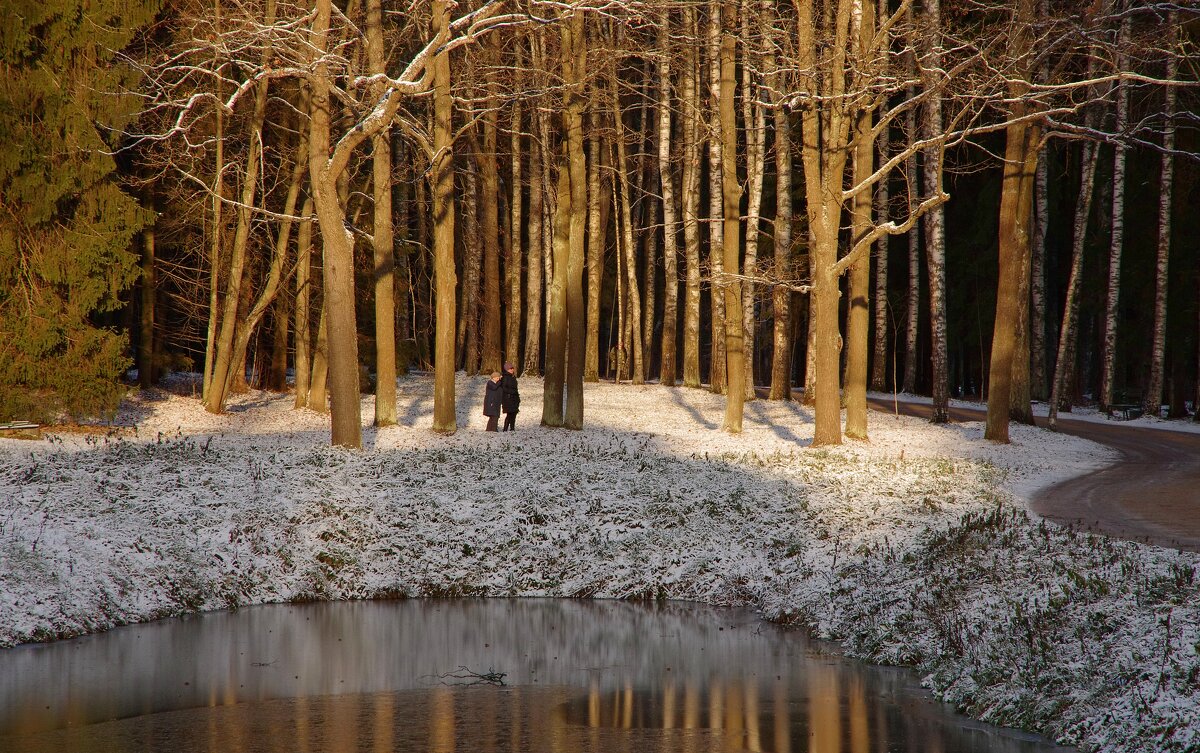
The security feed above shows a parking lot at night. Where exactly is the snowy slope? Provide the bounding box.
[2,373,1196,752]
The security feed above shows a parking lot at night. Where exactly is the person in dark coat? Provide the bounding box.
[483,372,503,431]
[500,362,520,431]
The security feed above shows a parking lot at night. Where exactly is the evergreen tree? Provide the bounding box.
[0,0,159,422]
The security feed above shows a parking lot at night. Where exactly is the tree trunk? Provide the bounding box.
[657,15,680,388]
[479,53,504,376]
[681,4,703,389]
[1100,10,1131,413]
[366,0,396,427]
[523,90,545,377]
[1145,17,1177,418]
[583,106,600,381]
[431,0,458,433]
[543,161,571,427]
[720,6,745,432]
[986,88,1039,442]
[844,0,876,440]
[740,0,766,401]
[459,159,482,374]
[707,0,726,395]
[564,13,587,429]
[902,84,920,395]
[921,0,948,424]
[269,288,288,391]
[768,6,793,401]
[612,73,645,385]
[1048,140,1098,429]
[309,298,329,414]
[294,196,313,409]
[202,0,225,406]
[508,97,524,370]
[138,228,156,387]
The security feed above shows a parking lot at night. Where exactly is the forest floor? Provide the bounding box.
[2,373,1198,752]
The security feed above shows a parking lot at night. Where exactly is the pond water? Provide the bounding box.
[0,599,1071,753]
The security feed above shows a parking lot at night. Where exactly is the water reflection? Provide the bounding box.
[0,599,1070,753]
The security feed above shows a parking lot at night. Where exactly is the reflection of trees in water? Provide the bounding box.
[0,600,1062,752]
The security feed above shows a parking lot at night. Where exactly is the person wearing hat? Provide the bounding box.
[483,371,503,431]
[500,362,520,431]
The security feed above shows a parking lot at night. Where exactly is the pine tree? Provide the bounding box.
[0,0,159,422]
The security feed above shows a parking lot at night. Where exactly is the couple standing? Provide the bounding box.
[483,362,520,432]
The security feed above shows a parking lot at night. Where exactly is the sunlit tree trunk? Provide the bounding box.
[366,0,396,426]
[524,108,544,377]
[459,159,482,374]
[768,3,793,401]
[707,0,727,395]
[720,3,745,432]
[921,0,948,424]
[612,72,645,385]
[844,0,876,440]
[431,0,457,433]
[1145,15,1177,418]
[309,298,329,414]
[564,12,587,429]
[585,107,604,382]
[1048,140,1099,430]
[682,4,703,389]
[543,161,571,426]
[294,196,314,409]
[202,0,225,406]
[308,0,362,447]
[479,46,503,376]
[985,0,1039,443]
[508,97,524,370]
[658,14,680,388]
[902,83,920,395]
[740,0,767,401]
[1100,10,1131,413]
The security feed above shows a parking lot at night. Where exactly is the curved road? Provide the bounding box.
[865,397,1200,553]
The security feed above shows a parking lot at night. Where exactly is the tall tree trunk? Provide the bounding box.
[294,196,313,409]
[741,0,766,400]
[1048,141,1099,429]
[307,0,363,447]
[921,0,948,424]
[139,228,156,387]
[205,70,270,413]
[202,0,225,405]
[986,28,1039,443]
[720,6,745,432]
[269,289,288,391]
[681,4,703,388]
[563,13,587,429]
[844,0,876,440]
[309,298,329,414]
[869,0,890,394]
[1145,15,1177,417]
[639,60,658,381]
[543,161,571,426]
[707,0,727,395]
[902,84,920,395]
[657,16,680,388]
[508,97,524,370]
[479,49,503,376]
[585,108,607,382]
[367,0,396,426]
[431,0,457,433]
[612,73,645,385]
[1100,9,1131,413]
[1029,0,1051,401]
[459,159,482,373]
[524,113,545,377]
[768,5,793,401]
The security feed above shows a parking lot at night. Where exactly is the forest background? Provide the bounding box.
[1,0,1197,448]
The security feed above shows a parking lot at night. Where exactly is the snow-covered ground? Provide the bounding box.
[2,374,1198,752]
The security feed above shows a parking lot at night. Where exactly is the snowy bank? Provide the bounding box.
[2,374,1197,752]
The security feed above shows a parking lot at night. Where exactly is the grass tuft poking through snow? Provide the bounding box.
[2,373,1197,752]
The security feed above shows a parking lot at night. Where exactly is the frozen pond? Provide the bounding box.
[0,599,1072,752]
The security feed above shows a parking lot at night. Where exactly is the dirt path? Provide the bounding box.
[865,397,1200,553]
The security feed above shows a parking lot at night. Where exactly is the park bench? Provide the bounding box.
[1106,404,1143,421]
[0,421,41,439]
